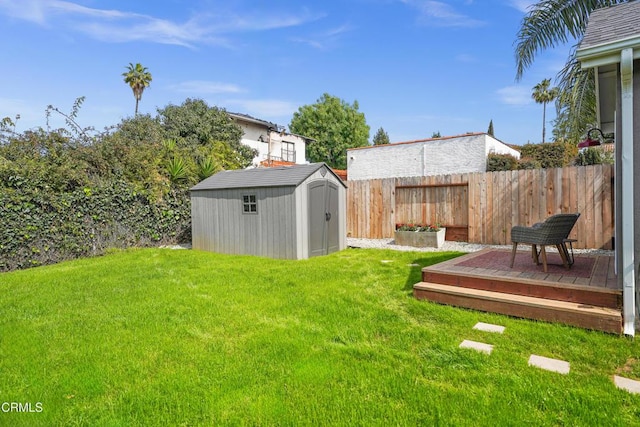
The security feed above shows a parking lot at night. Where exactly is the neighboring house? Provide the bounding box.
[576,1,640,336]
[228,112,312,167]
[190,163,346,260]
[346,133,520,181]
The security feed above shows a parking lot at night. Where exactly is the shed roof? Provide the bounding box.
[191,163,346,191]
[579,2,640,49]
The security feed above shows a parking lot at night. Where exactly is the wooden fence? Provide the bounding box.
[346,164,614,250]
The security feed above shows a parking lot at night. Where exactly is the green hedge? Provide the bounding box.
[0,180,191,271]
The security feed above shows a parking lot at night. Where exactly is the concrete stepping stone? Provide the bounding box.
[528,354,570,374]
[613,375,640,394]
[459,339,493,354]
[473,322,505,334]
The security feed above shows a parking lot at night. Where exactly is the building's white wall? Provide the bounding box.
[484,135,521,158]
[348,134,505,180]
[235,120,307,166]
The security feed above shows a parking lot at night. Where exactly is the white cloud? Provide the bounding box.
[507,0,536,13]
[291,23,353,50]
[0,0,322,48]
[400,0,485,28]
[497,85,532,106]
[169,81,245,95]
[455,53,476,63]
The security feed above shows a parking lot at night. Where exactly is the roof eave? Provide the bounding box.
[577,36,640,68]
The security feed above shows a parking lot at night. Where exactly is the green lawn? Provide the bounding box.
[1,248,639,426]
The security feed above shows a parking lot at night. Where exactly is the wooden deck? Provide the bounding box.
[413,248,622,334]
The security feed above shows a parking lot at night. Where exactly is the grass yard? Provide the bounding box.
[1,248,640,426]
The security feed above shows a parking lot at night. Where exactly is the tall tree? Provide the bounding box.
[289,93,370,169]
[532,78,559,143]
[373,127,390,145]
[487,119,494,137]
[122,63,152,115]
[514,1,628,143]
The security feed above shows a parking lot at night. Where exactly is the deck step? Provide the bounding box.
[423,269,621,309]
[413,282,622,334]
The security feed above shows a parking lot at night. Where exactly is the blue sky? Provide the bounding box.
[0,0,575,146]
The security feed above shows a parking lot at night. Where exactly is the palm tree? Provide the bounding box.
[122,63,152,115]
[514,0,628,142]
[532,78,559,143]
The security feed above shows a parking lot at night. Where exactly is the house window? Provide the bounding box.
[281,142,296,162]
[242,194,257,214]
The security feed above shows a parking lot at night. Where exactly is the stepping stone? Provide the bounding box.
[528,355,570,374]
[613,375,640,394]
[473,322,505,334]
[459,339,493,354]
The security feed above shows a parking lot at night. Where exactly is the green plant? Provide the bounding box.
[166,156,189,183]
[196,156,218,180]
[396,222,441,232]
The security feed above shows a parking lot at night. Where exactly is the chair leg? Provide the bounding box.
[510,242,518,268]
[556,244,570,269]
[540,246,548,273]
[532,244,539,265]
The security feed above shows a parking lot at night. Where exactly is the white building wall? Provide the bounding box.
[348,134,517,181]
[234,120,307,167]
[484,135,521,158]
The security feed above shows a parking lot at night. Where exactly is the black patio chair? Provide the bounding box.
[510,213,581,273]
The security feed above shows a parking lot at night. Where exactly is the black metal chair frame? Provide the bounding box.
[510,213,581,273]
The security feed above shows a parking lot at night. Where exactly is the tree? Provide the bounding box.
[373,127,390,145]
[122,63,153,115]
[514,1,628,143]
[289,93,369,169]
[532,78,559,143]
[431,131,441,138]
[487,119,494,137]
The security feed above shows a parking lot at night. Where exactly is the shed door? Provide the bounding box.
[308,180,340,257]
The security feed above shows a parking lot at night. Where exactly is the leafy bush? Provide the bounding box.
[487,153,519,171]
[0,179,190,271]
[575,147,614,166]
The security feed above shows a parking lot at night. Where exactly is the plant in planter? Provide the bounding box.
[394,222,446,248]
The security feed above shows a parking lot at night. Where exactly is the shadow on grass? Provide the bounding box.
[403,252,464,292]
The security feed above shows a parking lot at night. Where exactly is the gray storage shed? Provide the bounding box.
[190,163,347,259]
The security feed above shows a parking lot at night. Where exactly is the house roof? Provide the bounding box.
[347,132,507,152]
[191,163,346,191]
[577,2,640,67]
[228,112,280,131]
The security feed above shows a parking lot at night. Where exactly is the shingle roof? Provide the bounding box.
[579,2,640,50]
[191,163,346,191]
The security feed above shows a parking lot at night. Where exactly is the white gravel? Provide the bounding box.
[346,237,614,256]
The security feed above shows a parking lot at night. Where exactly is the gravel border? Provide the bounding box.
[346,237,614,256]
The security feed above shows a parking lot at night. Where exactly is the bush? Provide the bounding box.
[487,153,519,171]
[0,180,191,272]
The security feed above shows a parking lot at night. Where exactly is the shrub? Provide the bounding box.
[487,153,518,171]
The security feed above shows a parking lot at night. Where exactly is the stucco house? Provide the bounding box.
[228,112,312,168]
[346,133,520,181]
[576,1,640,336]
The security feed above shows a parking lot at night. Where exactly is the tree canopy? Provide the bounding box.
[373,127,390,145]
[289,93,370,169]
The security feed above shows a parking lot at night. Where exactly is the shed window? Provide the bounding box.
[242,194,257,214]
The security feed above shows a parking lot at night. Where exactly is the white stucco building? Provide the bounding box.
[346,133,520,181]
[228,113,312,168]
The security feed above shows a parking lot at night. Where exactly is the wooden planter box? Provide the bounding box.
[394,228,446,248]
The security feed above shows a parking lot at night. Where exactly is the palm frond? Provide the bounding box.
[515,0,625,80]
